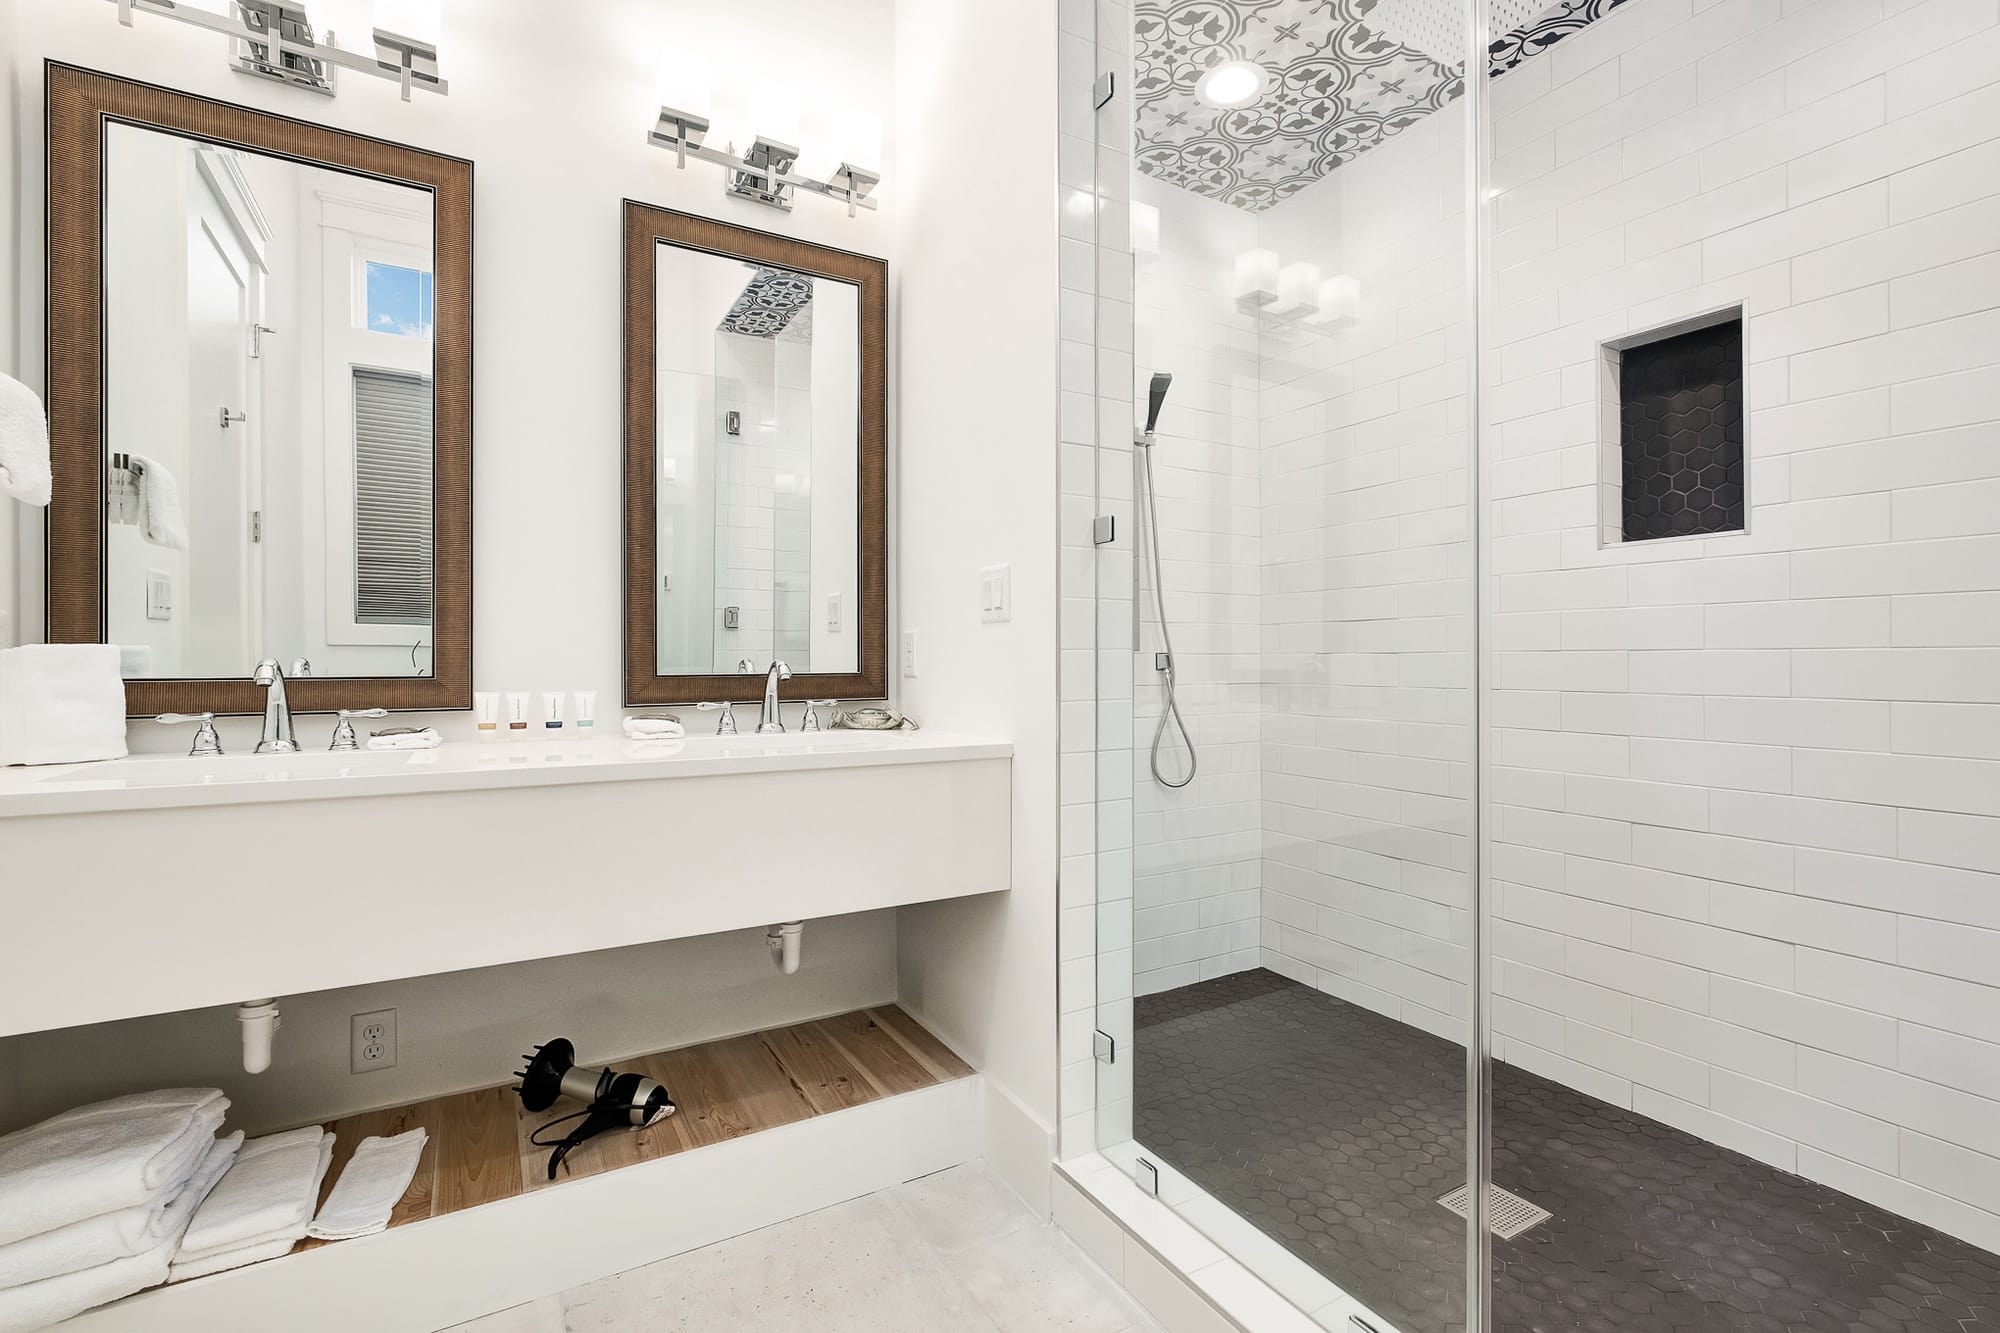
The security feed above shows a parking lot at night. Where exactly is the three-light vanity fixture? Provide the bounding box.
[1232,249,1361,328]
[649,63,884,217]
[106,0,448,101]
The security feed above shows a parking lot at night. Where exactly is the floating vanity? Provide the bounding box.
[0,731,1011,1040]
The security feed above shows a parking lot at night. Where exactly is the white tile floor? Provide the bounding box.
[442,1164,1166,1333]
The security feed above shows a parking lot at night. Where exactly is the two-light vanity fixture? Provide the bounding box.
[649,62,884,217]
[106,0,446,101]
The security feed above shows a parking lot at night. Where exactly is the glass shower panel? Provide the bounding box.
[1474,0,2000,1328]
[1094,0,1485,1326]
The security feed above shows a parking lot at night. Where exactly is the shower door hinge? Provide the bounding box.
[249,324,276,358]
[1093,73,1115,109]
[248,510,262,544]
[1092,514,1116,545]
[1093,1029,1115,1064]
[1135,1158,1159,1197]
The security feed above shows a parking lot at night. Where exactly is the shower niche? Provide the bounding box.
[1597,306,1746,544]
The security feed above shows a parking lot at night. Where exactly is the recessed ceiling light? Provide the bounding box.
[1196,60,1266,109]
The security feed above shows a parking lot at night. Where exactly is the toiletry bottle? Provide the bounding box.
[540,691,566,737]
[574,690,598,733]
[506,692,531,735]
[475,692,500,740]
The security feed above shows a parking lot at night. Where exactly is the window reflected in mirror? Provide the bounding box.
[651,244,861,677]
[101,121,437,680]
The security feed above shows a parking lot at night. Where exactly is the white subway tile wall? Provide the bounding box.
[1477,0,2000,1250]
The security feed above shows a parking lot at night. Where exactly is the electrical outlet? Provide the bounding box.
[350,1008,397,1074]
[901,629,919,678]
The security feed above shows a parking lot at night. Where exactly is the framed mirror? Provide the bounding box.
[44,64,472,716]
[623,203,886,705]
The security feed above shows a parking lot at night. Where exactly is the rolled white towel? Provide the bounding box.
[127,453,187,551]
[364,727,442,751]
[171,1128,332,1275]
[0,372,50,508]
[306,1129,427,1241]
[622,715,685,740]
[0,1133,237,1333]
[0,644,130,768]
[0,1089,228,1248]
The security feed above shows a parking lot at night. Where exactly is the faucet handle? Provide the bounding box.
[292,657,314,678]
[155,712,223,757]
[330,708,389,752]
[696,701,739,735]
[801,699,836,732]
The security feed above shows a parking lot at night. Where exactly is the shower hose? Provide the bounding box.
[1137,440,1197,789]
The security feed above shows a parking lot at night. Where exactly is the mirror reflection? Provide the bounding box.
[103,121,437,680]
[652,244,860,676]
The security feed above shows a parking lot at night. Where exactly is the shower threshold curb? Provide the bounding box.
[1054,1147,1405,1333]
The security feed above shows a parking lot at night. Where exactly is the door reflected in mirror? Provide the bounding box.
[652,244,860,677]
[102,121,437,680]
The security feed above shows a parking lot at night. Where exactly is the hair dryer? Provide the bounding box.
[515,1037,676,1180]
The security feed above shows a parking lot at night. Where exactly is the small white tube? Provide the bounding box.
[767,922,804,975]
[238,999,282,1075]
[474,691,500,739]
[505,692,531,736]
[539,690,565,737]
[574,690,598,732]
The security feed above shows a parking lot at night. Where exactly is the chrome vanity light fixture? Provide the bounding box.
[106,0,449,102]
[648,111,883,216]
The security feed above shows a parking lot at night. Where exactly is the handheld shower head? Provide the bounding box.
[1144,372,1173,436]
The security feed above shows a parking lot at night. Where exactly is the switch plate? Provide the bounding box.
[350,1008,397,1074]
[146,570,172,622]
[901,630,919,678]
[826,593,842,633]
[979,564,1012,624]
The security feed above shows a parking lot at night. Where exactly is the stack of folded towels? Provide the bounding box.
[168,1126,335,1283]
[0,1089,236,1332]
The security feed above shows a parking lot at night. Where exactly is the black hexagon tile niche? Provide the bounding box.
[1620,319,1745,542]
[1134,969,2000,1333]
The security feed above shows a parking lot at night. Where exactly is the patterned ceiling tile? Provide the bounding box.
[1135,0,1634,212]
[719,266,815,338]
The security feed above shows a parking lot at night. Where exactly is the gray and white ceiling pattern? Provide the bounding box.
[1134,0,1634,212]
[719,266,815,339]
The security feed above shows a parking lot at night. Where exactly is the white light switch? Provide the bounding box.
[146,570,173,622]
[979,564,1012,624]
[901,630,919,678]
[827,594,843,633]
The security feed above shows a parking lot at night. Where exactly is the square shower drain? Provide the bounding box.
[1438,1184,1551,1239]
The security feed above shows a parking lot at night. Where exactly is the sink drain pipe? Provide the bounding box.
[766,922,804,974]
[237,998,282,1073]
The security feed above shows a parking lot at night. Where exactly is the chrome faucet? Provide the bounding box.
[757,660,792,734]
[252,658,300,753]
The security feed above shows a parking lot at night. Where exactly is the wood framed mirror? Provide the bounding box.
[44,63,472,716]
[623,203,887,706]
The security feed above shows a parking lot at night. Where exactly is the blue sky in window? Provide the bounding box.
[365,261,434,337]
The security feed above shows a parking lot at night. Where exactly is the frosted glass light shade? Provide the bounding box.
[657,50,712,114]
[1312,274,1361,325]
[1232,248,1279,306]
[1272,261,1322,318]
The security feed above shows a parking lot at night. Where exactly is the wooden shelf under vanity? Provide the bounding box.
[297,1004,974,1246]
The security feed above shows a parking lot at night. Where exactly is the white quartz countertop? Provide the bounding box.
[0,729,1012,817]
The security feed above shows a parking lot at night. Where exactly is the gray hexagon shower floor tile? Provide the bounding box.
[1133,970,2000,1333]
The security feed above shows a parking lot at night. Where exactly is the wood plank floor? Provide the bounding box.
[297,1006,972,1247]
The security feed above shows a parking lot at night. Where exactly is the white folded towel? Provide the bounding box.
[0,1089,227,1248]
[364,727,442,751]
[127,454,187,551]
[0,372,50,508]
[164,1234,297,1285]
[0,1129,243,1287]
[171,1128,332,1277]
[305,1129,427,1241]
[0,1133,237,1333]
[0,644,131,768]
[622,715,685,740]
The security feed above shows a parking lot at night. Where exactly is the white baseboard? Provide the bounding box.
[979,1076,1057,1217]
[66,1077,985,1333]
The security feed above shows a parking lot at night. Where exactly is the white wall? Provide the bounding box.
[891,0,1064,1211]
[0,0,911,1137]
[1130,177,1265,995]
[1479,0,2000,1252]
[1251,107,1479,1045]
